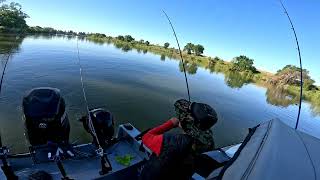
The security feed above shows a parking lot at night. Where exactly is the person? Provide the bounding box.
[139,99,218,180]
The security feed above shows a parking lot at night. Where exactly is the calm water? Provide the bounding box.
[1,34,320,153]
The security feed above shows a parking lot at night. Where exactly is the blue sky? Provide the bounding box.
[10,0,320,84]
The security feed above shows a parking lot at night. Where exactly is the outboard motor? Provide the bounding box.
[22,87,70,146]
[79,108,115,147]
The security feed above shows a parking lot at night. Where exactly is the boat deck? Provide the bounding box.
[1,124,150,180]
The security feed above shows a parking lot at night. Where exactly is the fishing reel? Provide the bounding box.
[1,135,18,179]
[0,145,9,163]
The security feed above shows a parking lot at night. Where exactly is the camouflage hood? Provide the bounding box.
[174,99,216,152]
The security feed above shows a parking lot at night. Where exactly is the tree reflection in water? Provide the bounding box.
[160,54,165,61]
[0,34,24,53]
[179,61,198,75]
[266,86,299,107]
[0,34,25,64]
[224,71,253,89]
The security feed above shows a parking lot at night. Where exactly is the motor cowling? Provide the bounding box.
[22,87,70,146]
[79,108,115,147]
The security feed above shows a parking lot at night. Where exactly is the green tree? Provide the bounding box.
[213,56,222,61]
[124,35,134,42]
[0,1,29,30]
[193,44,204,56]
[139,39,144,44]
[230,55,256,72]
[117,35,125,41]
[184,43,194,54]
[164,42,170,49]
[145,41,150,46]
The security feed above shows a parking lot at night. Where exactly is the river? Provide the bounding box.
[1,34,320,153]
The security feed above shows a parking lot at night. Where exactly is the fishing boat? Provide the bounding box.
[0,87,233,180]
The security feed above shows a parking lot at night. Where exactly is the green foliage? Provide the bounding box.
[164,42,170,49]
[276,65,307,74]
[145,41,150,46]
[117,35,124,41]
[115,154,135,166]
[303,79,318,90]
[184,43,194,54]
[0,1,29,31]
[93,33,106,38]
[183,43,204,56]
[230,55,256,72]
[124,35,134,42]
[194,44,204,56]
[78,32,86,36]
[213,56,222,61]
[139,39,144,44]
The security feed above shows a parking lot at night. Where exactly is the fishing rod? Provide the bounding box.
[76,38,112,175]
[278,0,303,130]
[0,132,17,179]
[162,10,191,102]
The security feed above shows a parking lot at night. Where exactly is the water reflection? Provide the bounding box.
[266,86,299,107]
[143,49,148,54]
[224,72,253,89]
[113,43,132,52]
[1,33,319,116]
[160,54,166,61]
[179,61,198,75]
[0,34,24,55]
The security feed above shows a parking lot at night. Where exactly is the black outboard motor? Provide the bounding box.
[22,87,70,146]
[79,108,115,147]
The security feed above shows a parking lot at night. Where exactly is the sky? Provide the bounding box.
[8,0,320,84]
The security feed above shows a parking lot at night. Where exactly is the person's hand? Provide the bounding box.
[170,117,180,127]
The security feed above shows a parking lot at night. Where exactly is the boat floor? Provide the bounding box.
[1,140,145,180]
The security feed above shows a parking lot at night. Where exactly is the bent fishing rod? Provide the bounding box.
[162,10,191,102]
[279,0,303,130]
[76,38,112,175]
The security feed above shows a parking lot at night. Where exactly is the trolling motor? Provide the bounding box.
[79,108,114,174]
[22,87,73,179]
[79,108,115,148]
[22,87,70,146]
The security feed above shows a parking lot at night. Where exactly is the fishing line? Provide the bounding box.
[162,10,191,102]
[278,0,303,130]
[76,38,112,176]
[76,38,103,153]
